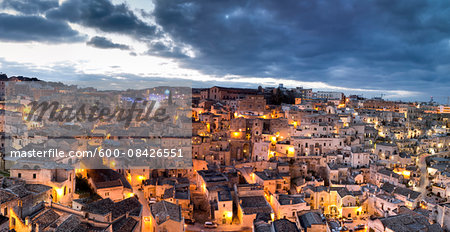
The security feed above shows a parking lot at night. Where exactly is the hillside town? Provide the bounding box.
[0,74,449,232]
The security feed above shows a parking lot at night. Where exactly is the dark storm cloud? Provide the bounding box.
[0,13,83,42]
[152,0,450,98]
[46,0,159,41]
[146,41,189,58]
[87,36,130,50]
[1,0,58,14]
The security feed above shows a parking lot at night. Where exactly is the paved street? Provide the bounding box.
[415,152,430,199]
[134,187,253,232]
[415,150,449,200]
[133,187,152,232]
[332,219,367,232]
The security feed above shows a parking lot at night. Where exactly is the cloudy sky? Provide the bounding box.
[0,0,449,102]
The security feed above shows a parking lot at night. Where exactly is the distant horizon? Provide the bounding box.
[2,72,447,105]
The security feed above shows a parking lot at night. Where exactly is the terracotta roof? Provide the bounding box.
[150,200,182,224]
[239,196,273,215]
[273,219,300,232]
[112,216,138,232]
[33,209,60,230]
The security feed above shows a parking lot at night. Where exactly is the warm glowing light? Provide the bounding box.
[394,169,411,179]
[127,193,135,198]
[202,183,206,192]
[270,213,275,221]
[225,211,233,219]
[233,132,241,138]
[138,175,146,181]
[271,136,277,143]
[288,147,295,154]
[402,170,411,178]
[55,187,64,197]
[268,151,275,159]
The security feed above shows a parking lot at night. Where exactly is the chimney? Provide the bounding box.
[168,89,173,105]
[18,200,23,219]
